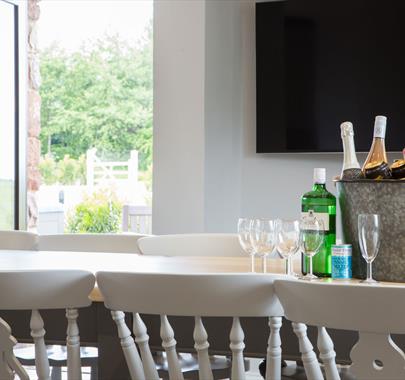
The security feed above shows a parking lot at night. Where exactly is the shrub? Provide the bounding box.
[39,154,58,185]
[66,190,122,233]
[58,154,86,185]
[39,154,86,185]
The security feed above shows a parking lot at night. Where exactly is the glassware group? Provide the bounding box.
[238,213,381,282]
[238,214,324,279]
[238,217,301,275]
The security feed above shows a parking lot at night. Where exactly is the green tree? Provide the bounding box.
[39,26,153,171]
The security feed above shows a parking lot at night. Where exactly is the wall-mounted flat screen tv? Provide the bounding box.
[256,0,405,153]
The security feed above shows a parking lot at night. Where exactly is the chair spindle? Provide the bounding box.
[132,313,159,380]
[266,316,282,380]
[292,322,323,380]
[0,318,29,380]
[30,309,50,380]
[317,327,340,380]
[160,315,184,380]
[111,310,145,380]
[229,316,246,380]
[193,316,213,380]
[66,308,82,380]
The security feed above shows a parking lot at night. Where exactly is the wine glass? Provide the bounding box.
[276,219,300,276]
[237,218,255,272]
[250,218,276,273]
[358,214,380,284]
[299,211,324,280]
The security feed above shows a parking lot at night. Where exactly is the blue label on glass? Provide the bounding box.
[332,255,352,279]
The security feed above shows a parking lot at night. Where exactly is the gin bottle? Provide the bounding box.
[301,168,336,277]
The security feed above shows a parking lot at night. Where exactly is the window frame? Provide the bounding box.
[1,0,27,229]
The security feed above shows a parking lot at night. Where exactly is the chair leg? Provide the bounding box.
[50,367,62,380]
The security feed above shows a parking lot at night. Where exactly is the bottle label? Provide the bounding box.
[374,123,386,138]
[301,211,329,231]
[332,255,352,279]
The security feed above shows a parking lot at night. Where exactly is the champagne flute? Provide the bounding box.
[237,218,255,272]
[358,214,380,284]
[276,219,300,276]
[299,211,324,280]
[250,218,276,273]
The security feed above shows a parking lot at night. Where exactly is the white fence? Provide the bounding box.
[37,148,151,234]
[86,148,138,188]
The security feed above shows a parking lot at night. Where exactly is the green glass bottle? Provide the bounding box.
[301,168,336,277]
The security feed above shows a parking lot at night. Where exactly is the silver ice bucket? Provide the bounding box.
[335,180,405,282]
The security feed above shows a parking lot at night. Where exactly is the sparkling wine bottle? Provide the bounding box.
[301,168,336,277]
[340,121,363,180]
[362,115,391,179]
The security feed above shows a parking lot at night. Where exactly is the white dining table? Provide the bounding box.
[1,249,402,294]
[0,249,299,301]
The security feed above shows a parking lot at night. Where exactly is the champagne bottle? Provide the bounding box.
[340,121,363,180]
[362,115,391,179]
[301,168,336,277]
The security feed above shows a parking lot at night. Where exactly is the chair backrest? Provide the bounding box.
[0,270,95,380]
[97,271,285,380]
[275,279,405,380]
[98,272,284,317]
[122,205,152,234]
[274,279,405,334]
[39,233,148,254]
[0,230,38,250]
[138,233,245,257]
[0,270,95,310]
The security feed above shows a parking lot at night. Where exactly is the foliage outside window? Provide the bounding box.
[39,28,153,181]
[66,189,122,233]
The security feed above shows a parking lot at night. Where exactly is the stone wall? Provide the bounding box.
[27,0,41,230]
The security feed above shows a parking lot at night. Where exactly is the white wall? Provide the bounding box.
[153,0,206,234]
[153,0,371,236]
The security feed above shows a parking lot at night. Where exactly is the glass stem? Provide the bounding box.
[367,261,372,281]
[287,257,291,276]
[309,256,313,277]
[250,254,255,273]
[262,256,267,273]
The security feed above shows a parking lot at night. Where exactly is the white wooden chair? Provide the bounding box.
[0,270,95,380]
[97,271,286,380]
[275,279,405,380]
[122,205,152,235]
[39,233,148,254]
[138,233,246,257]
[0,230,38,250]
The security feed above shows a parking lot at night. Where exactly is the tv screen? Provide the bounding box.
[256,0,405,153]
